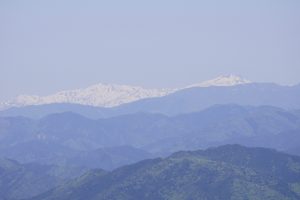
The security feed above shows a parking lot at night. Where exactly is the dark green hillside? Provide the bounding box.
[31,145,300,200]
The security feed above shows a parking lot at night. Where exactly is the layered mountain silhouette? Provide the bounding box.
[0,104,299,171]
[1,80,299,200]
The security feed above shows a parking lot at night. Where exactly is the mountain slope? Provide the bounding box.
[111,83,300,116]
[0,158,85,200]
[0,140,153,171]
[30,145,300,200]
[0,103,109,119]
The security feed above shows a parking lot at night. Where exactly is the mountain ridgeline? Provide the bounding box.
[1,82,300,119]
[0,75,252,110]
[29,145,300,200]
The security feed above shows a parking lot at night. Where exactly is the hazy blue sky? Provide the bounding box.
[1,0,300,101]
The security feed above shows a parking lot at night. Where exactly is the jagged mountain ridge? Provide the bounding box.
[0,75,251,109]
[5,84,174,109]
[1,82,300,119]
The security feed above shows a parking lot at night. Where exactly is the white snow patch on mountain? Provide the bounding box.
[187,75,251,88]
[5,84,175,108]
[0,75,252,109]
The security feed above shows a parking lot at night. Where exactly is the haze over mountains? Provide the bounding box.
[1,74,300,200]
[2,0,299,198]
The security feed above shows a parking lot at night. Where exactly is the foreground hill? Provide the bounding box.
[1,82,300,119]
[0,158,85,200]
[30,145,300,200]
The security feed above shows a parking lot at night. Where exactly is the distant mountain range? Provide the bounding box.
[1,75,300,200]
[0,75,251,110]
[29,145,300,200]
[1,104,299,170]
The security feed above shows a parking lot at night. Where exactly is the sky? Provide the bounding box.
[0,0,300,101]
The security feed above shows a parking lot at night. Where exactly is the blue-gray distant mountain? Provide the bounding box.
[0,105,299,170]
[0,103,109,119]
[0,140,153,171]
[1,83,300,119]
[29,145,300,200]
[112,83,300,116]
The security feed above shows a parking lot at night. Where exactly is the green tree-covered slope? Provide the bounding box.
[31,145,300,200]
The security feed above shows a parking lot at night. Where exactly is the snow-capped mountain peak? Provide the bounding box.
[0,75,252,110]
[6,83,175,109]
[187,75,251,88]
